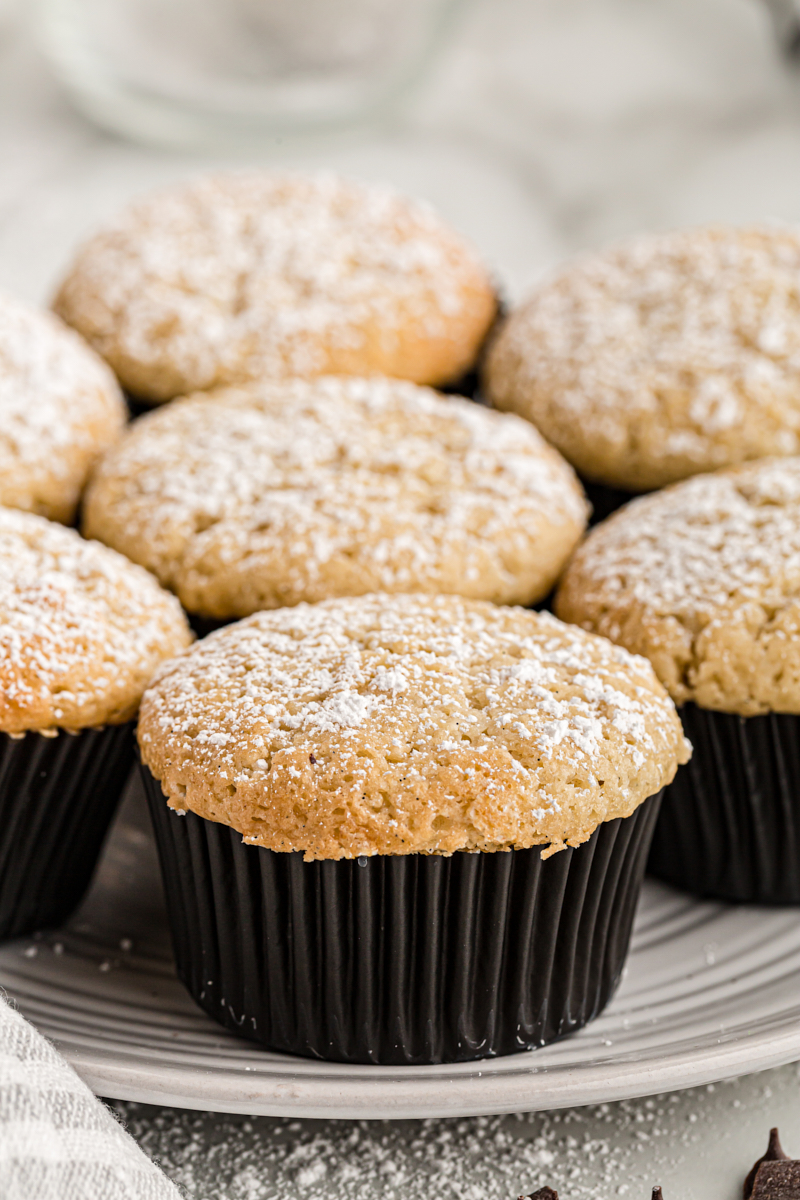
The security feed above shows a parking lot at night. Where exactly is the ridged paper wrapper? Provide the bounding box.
[0,723,135,940]
[144,766,661,1064]
[649,703,800,904]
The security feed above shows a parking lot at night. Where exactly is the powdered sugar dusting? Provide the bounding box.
[555,456,800,713]
[488,226,800,490]
[138,594,687,859]
[0,292,125,522]
[54,171,496,401]
[0,507,191,733]
[561,458,800,624]
[84,375,588,617]
[312,690,377,731]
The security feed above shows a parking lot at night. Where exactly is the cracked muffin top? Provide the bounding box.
[0,291,125,524]
[485,225,800,492]
[82,375,588,617]
[52,171,498,404]
[0,507,192,734]
[138,593,688,860]
[555,457,800,715]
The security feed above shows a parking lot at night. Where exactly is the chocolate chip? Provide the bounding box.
[520,1189,558,1200]
[745,1129,792,1199]
[652,1188,664,1200]
[750,1161,800,1199]
[309,754,316,764]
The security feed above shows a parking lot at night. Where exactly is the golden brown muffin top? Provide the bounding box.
[139,594,689,860]
[556,457,800,715]
[0,292,125,524]
[486,225,800,491]
[0,508,192,734]
[53,171,498,403]
[83,375,588,617]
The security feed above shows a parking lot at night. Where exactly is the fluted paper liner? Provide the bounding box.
[579,478,639,526]
[0,723,135,940]
[649,704,800,904]
[145,767,661,1065]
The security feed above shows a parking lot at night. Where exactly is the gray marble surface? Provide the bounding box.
[2,0,800,1195]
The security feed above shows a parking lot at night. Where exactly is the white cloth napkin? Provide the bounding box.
[0,994,181,1200]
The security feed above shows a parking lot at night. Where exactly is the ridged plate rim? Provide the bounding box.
[1,781,799,1118]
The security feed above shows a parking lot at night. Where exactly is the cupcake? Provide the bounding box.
[138,593,688,1064]
[555,457,800,903]
[82,375,589,622]
[0,291,125,524]
[485,226,800,520]
[0,507,192,939]
[52,171,498,405]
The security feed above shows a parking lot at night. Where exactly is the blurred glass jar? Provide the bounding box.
[38,0,463,145]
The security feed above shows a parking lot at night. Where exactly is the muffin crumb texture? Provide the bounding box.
[0,508,193,733]
[555,457,800,715]
[138,594,689,860]
[486,225,800,491]
[83,376,588,616]
[0,292,125,523]
[53,171,497,402]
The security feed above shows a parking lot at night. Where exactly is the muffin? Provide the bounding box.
[555,457,800,903]
[0,507,192,939]
[485,225,800,519]
[139,593,688,1063]
[0,291,125,523]
[52,171,498,405]
[82,375,589,621]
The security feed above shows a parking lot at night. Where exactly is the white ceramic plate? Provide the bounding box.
[2,775,800,1119]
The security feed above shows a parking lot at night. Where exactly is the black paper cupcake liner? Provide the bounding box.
[144,766,661,1065]
[124,392,152,420]
[187,613,231,639]
[648,704,800,904]
[447,291,506,406]
[580,478,639,525]
[0,723,136,940]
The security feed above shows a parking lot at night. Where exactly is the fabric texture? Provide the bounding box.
[0,994,180,1200]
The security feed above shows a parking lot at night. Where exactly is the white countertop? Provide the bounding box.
[2,0,800,1195]
[114,1065,800,1200]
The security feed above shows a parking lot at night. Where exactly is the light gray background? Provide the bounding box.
[2,0,800,1193]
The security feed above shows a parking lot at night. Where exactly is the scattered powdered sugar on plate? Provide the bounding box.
[115,1068,800,1200]
[555,456,800,712]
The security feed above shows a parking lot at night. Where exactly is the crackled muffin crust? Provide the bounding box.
[0,508,192,734]
[485,226,800,491]
[53,171,498,403]
[83,375,589,617]
[0,292,125,523]
[555,457,800,715]
[138,594,689,860]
